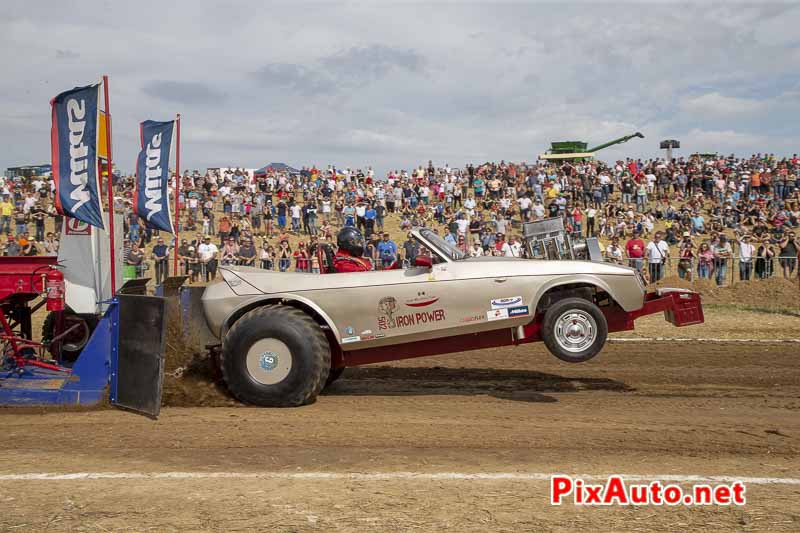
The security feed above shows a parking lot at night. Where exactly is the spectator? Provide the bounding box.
[737,234,755,281]
[605,236,624,264]
[277,240,292,272]
[712,234,733,286]
[198,236,219,281]
[403,233,419,266]
[755,238,775,279]
[645,231,669,283]
[697,242,714,279]
[125,242,145,277]
[220,237,239,266]
[259,242,274,270]
[151,237,170,285]
[238,238,256,266]
[778,232,798,278]
[376,233,398,269]
[625,231,646,274]
[4,235,20,256]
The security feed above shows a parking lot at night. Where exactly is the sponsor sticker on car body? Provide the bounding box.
[508,306,530,318]
[486,308,509,321]
[491,296,523,309]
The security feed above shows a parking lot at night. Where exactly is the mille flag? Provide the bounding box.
[134,120,175,233]
[50,83,105,229]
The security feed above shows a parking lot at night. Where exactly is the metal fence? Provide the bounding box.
[611,255,799,287]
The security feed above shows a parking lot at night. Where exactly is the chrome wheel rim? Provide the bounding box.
[554,310,597,354]
[245,339,292,385]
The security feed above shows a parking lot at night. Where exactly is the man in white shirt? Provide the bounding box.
[290,203,302,232]
[198,236,219,281]
[464,196,476,215]
[354,202,367,233]
[456,216,469,236]
[645,231,670,283]
[469,241,484,257]
[517,196,532,221]
[507,236,522,257]
[532,200,545,220]
[738,234,755,281]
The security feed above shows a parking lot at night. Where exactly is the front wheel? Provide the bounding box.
[542,297,608,363]
[220,305,330,407]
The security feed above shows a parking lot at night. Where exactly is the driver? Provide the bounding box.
[334,227,373,272]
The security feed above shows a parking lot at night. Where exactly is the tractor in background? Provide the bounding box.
[539,132,645,162]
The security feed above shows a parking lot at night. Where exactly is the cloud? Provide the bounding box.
[683,128,767,151]
[55,49,79,59]
[251,45,425,95]
[321,44,425,82]
[141,80,225,105]
[680,92,767,117]
[252,62,335,96]
[1,1,799,176]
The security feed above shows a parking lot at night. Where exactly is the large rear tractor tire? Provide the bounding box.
[41,310,98,363]
[542,297,608,363]
[220,305,330,407]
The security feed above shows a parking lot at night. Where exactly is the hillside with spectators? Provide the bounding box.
[4,152,800,292]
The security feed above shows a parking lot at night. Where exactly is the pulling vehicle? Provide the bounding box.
[202,228,704,407]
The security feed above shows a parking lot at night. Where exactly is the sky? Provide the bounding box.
[1,1,799,177]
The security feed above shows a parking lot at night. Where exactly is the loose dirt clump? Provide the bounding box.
[161,317,238,407]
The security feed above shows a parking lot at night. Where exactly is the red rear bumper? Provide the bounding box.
[604,289,704,333]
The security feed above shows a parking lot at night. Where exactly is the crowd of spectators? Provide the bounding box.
[5,151,800,288]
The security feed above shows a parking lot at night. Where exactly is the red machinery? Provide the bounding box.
[0,256,70,373]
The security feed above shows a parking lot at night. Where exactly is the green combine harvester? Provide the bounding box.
[540,132,645,161]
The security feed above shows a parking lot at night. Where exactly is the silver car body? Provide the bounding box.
[202,229,646,349]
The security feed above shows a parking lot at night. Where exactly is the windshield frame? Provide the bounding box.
[414,228,466,262]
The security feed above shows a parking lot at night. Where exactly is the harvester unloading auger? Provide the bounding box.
[539,132,645,161]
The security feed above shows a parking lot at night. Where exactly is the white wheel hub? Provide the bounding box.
[553,310,597,354]
[246,339,292,385]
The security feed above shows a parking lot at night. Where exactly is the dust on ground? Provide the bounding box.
[162,315,236,407]
[1,341,799,531]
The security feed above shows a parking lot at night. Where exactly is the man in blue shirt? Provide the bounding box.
[376,233,398,269]
[151,237,170,285]
[364,204,377,236]
[690,212,706,234]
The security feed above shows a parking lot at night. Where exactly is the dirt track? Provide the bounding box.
[1,341,799,531]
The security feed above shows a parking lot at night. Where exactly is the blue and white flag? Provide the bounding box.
[134,120,175,233]
[50,83,105,229]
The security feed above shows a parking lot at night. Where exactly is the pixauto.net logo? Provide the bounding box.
[550,475,746,506]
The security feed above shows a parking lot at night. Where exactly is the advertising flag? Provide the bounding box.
[50,83,105,229]
[134,120,175,233]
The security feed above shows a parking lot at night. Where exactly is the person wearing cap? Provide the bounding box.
[4,234,20,257]
[151,237,170,285]
[238,238,256,267]
[198,236,219,281]
[469,240,484,257]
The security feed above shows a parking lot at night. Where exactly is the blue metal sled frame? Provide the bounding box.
[0,301,119,406]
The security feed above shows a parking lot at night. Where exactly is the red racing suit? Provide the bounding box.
[333,249,373,272]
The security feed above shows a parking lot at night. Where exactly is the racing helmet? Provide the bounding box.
[336,226,365,256]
